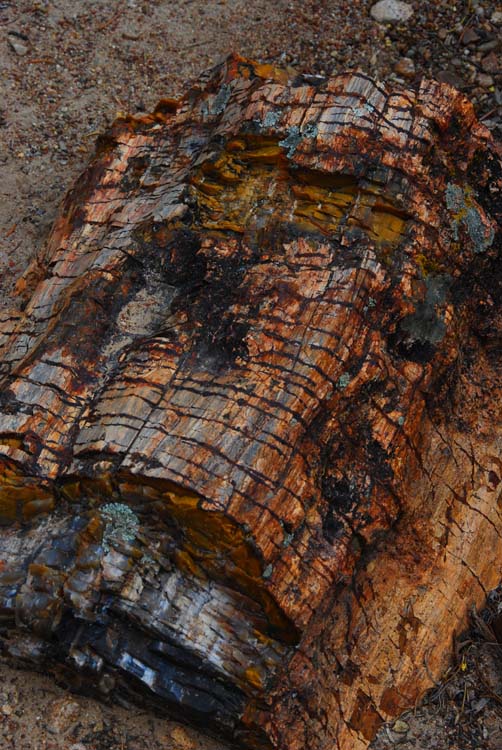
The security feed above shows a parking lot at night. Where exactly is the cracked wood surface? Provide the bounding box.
[0,55,501,749]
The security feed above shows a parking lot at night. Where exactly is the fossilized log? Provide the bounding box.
[0,55,501,750]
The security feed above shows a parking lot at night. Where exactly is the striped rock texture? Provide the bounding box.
[0,55,501,749]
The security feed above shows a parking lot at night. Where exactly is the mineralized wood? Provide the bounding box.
[0,55,501,749]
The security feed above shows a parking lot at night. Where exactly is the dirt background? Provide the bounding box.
[0,0,501,748]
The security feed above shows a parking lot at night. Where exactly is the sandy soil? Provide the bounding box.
[0,1,501,748]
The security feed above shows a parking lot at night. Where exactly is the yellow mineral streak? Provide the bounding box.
[191,135,409,246]
[0,461,54,523]
[244,665,265,691]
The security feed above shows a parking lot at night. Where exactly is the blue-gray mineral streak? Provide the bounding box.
[211,84,232,115]
[400,274,452,346]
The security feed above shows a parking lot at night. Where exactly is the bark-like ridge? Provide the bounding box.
[0,55,501,749]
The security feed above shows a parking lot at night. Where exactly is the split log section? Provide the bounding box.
[0,55,501,750]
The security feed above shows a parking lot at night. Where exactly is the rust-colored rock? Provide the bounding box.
[0,55,501,750]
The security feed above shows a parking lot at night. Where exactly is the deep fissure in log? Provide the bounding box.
[0,55,501,750]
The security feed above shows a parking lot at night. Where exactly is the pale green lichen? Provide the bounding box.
[465,206,494,253]
[279,122,318,158]
[140,552,155,565]
[263,110,280,128]
[263,564,273,579]
[101,503,140,552]
[302,122,318,139]
[363,297,377,314]
[445,182,494,253]
[445,183,464,214]
[337,372,351,390]
[282,531,294,548]
[279,126,302,158]
[353,102,376,118]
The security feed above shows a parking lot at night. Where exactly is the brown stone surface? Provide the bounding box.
[0,52,501,750]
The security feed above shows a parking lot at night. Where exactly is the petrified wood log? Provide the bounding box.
[0,54,501,750]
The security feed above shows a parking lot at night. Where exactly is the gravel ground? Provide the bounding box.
[0,1,501,748]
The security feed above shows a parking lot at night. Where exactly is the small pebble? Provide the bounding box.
[46,697,81,735]
[370,0,414,24]
[437,70,464,89]
[478,40,500,54]
[393,719,410,733]
[394,57,415,79]
[477,72,494,87]
[461,27,480,45]
[8,37,28,56]
[491,10,502,25]
[481,51,500,73]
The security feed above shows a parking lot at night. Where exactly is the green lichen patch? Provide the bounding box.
[101,503,140,552]
[353,102,376,119]
[337,372,351,390]
[263,563,273,579]
[445,183,465,214]
[302,122,318,139]
[464,206,494,254]
[445,182,494,254]
[279,126,302,158]
[263,110,280,129]
[279,122,318,158]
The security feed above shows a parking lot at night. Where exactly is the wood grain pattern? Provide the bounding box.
[0,55,501,749]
